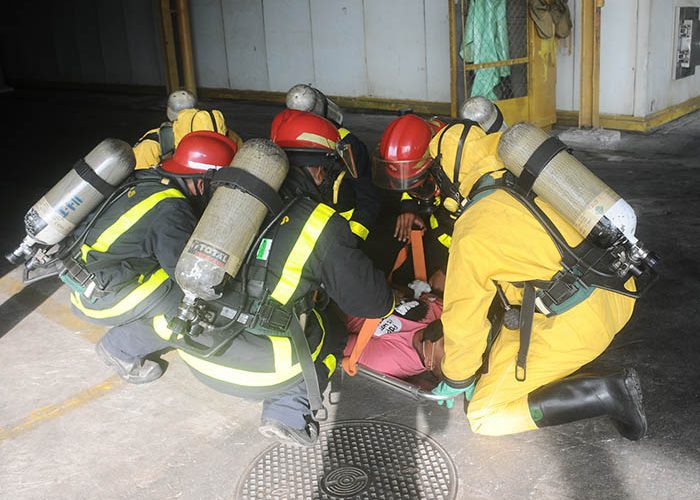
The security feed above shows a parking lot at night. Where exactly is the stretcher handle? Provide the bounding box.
[342,317,382,376]
[354,365,453,401]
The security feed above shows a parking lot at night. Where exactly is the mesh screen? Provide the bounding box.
[457,0,528,102]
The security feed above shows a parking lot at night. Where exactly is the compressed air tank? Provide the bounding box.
[460,96,506,133]
[286,84,344,126]
[174,139,289,301]
[498,122,638,246]
[25,139,135,247]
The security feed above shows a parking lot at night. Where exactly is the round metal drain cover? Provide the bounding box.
[236,420,457,499]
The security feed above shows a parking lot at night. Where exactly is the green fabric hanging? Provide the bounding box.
[460,0,511,100]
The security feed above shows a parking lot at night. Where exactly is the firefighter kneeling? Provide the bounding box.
[140,135,392,446]
[429,121,657,440]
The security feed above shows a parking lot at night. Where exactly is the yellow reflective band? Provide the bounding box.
[333,170,346,205]
[401,192,413,201]
[175,309,326,387]
[339,209,354,221]
[82,188,185,261]
[438,233,452,248]
[80,244,91,263]
[383,295,396,318]
[430,214,439,229]
[270,336,293,373]
[70,268,169,319]
[153,314,179,341]
[297,132,336,149]
[338,128,350,139]
[349,220,369,240]
[322,354,337,378]
[271,204,335,305]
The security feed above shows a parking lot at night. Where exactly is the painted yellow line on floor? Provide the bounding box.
[0,376,123,442]
[34,290,106,344]
[0,269,26,299]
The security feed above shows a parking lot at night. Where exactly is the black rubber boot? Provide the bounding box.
[528,368,647,441]
[95,341,163,384]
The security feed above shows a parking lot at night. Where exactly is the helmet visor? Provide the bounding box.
[371,147,431,191]
[336,139,358,178]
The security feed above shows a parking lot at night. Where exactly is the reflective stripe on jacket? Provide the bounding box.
[334,127,379,240]
[152,196,393,396]
[71,172,196,325]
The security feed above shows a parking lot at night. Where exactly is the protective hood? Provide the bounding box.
[279,166,324,202]
[428,123,504,197]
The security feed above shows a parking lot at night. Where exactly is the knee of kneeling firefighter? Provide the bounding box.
[466,394,538,436]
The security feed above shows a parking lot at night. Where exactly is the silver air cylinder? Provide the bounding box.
[498,122,638,245]
[174,139,289,303]
[7,139,135,264]
[460,96,507,133]
[286,84,344,126]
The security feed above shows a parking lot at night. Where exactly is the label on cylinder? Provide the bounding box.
[187,239,230,268]
[30,197,78,243]
[573,191,618,237]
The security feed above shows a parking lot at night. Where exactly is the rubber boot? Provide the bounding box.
[95,341,163,384]
[527,368,647,441]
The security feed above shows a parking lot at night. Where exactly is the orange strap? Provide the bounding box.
[387,229,427,284]
[342,318,382,376]
[410,229,427,282]
[387,246,408,283]
[344,230,428,376]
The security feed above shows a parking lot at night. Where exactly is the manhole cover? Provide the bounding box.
[236,420,457,499]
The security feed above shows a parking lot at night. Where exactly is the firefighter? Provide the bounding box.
[133,89,243,169]
[428,122,647,440]
[91,126,393,447]
[334,127,380,242]
[285,85,380,242]
[70,131,238,383]
[372,113,452,292]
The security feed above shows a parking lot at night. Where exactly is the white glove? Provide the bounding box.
[408,280,432,299]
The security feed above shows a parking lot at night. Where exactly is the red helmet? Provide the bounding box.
[270,109,357,177]
[161,131,238,176]
[372,114,446,191]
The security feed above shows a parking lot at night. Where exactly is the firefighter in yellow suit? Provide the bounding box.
[133,90,243,169]
[429,123,647,440]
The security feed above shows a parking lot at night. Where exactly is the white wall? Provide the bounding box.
[190,0,451,101]
[645,0,700,114]
[600,0,638,115]
[556,0,581,111]
[556,0,700,117]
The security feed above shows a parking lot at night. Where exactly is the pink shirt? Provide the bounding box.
[344,297,442,379]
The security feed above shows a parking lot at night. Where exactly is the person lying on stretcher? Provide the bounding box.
[344,294,445,380]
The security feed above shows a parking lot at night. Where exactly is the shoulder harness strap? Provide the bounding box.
[158,123,175,159]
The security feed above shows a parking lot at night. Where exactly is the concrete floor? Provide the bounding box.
[1,89,699,500]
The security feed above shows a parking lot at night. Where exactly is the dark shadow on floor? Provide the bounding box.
[0,277,62,340]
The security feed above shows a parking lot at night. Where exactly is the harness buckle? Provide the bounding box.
[256,302,293,332]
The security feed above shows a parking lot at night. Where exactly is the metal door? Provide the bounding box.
[449,0,557,128]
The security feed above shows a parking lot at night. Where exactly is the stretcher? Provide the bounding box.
[339,229,452,402]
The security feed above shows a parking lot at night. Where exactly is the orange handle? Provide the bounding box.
[410,229,427,282]
[342,317,382,376]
